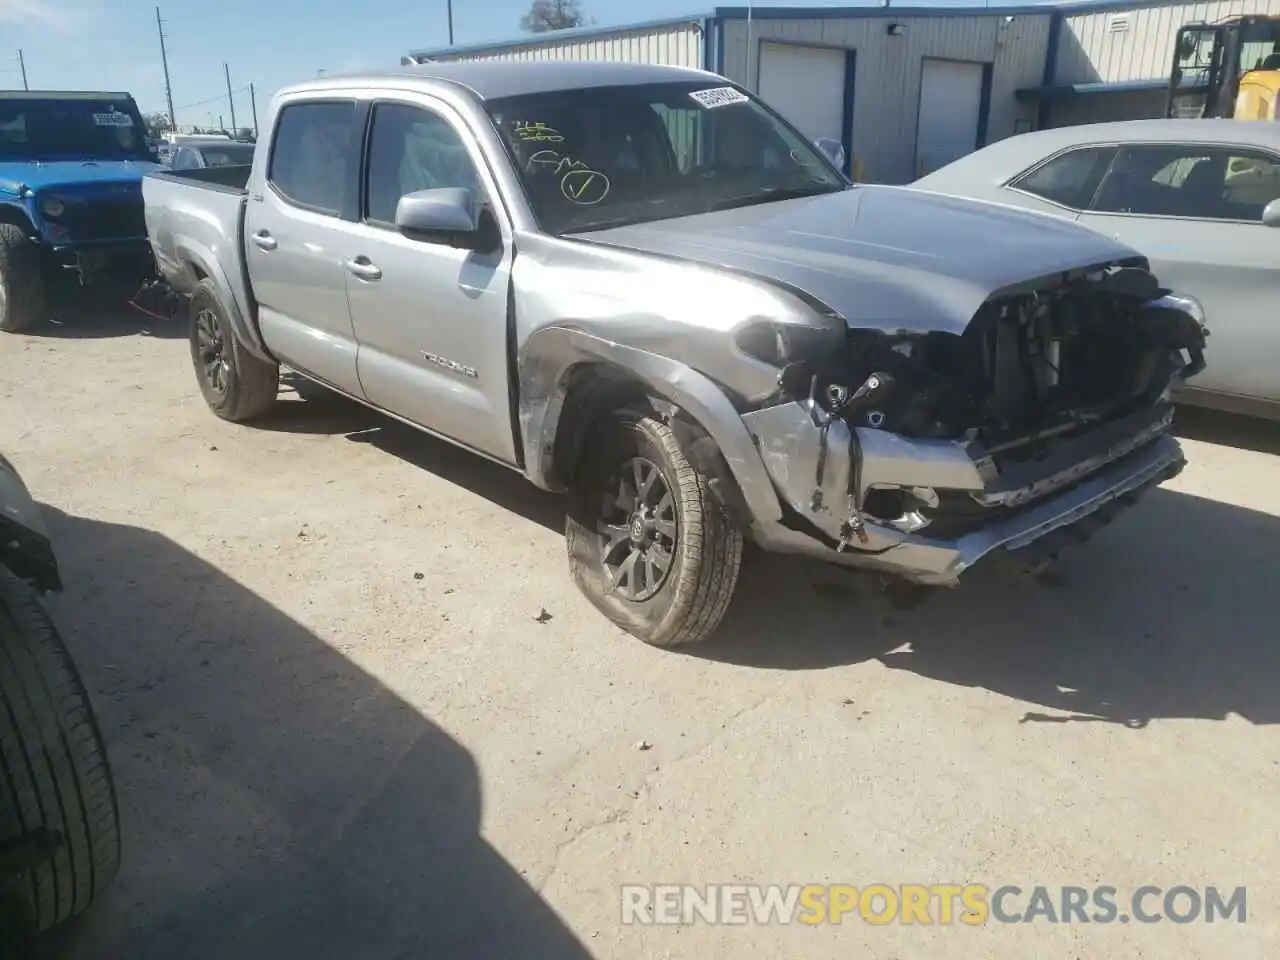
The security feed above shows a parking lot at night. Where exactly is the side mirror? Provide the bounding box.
[1262,197,1280,228]
[396,187,477,236]
[814,137,847,173]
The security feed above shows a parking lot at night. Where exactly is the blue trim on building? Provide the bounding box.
[711,0,1219,18]
[1038,10,1063,128]
[411,0,1252,62]
[701,16,714,70]
[841,50,857,176]
[976,62,994,147]
[409,14,709,60]
[715,17,726,74]
[713,4,1062,20]
[1019,78,1180,101]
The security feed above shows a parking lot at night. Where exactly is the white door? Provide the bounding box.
[915,59,985,178]
[757,42,847,146]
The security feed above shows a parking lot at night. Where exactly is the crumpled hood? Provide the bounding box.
[0,159,156,196]
[571,185,1145,335]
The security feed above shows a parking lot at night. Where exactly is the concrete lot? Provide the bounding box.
[4,306,1278,959]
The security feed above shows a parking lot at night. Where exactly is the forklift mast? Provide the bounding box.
[1166,15,1280,120]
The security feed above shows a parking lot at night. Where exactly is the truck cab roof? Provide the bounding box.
[276,60,720,103]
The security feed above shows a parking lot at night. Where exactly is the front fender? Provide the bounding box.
[0,197,40,237]
[518,325,783,526]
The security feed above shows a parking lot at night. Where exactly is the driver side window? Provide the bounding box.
[364,102,481,227]
[1092,144,1280,221]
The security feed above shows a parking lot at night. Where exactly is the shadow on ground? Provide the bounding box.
[245,389,1280,728]
[34,508,590,960]
[23,295,185,342]
[264,376,567,532]
[1173,404,1280,456]
[700,481,1280,725]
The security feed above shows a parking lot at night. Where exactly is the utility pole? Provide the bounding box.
[219,113,225,133]
[223,63,238,134]
[249,82,259,138]
[447,0,454,44]
[155,7,177,130]
[17,49,28,90]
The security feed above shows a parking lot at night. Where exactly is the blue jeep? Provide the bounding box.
[0,90,160,333]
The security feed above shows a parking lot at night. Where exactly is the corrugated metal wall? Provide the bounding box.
[1056,0,1280,83]
[719,15,1052,184]
[426,21,704,67]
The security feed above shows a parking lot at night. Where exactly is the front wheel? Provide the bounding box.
[0,566,121,944]
[0,223,47,334]
[566,412,743,646]
[189,278,278,422]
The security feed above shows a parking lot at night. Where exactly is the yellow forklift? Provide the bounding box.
[1165,15,1280,120]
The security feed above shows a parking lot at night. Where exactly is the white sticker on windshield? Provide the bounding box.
[689,86,749,110]
[92,111,134,127]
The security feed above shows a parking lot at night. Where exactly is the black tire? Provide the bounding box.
[189,278,278,422]
[566,411,743,646]
[0,565,120,941]
[0,223,47,334]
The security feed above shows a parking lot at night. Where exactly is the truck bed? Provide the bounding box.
[142,165,255,330]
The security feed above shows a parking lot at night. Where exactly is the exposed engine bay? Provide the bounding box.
[738,264,1208,572]
[769,265,1207,451]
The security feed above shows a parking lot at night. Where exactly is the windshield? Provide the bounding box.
[0,96,152,162]
[485,81,848,234]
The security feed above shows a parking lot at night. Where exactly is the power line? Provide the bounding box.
[173,85,249,113]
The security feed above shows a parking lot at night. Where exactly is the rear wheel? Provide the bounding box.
[0,565,120,944]
[566,412,743,646]
[0,224,47,334]
[189,278,278,422]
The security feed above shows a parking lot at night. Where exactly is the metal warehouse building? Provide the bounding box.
[407,0,1280,183]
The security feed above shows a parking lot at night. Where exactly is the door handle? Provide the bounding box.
[344,256,382,281]
[251,231,277,251]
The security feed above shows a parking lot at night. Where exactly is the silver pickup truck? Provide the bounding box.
[142,61,1208,647]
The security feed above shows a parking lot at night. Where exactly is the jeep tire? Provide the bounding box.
[0,224,47,334]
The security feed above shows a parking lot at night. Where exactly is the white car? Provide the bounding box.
[913,119,1280,420]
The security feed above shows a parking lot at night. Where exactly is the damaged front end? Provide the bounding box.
[740,263,1208,583]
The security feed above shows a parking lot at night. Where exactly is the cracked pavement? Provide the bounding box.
[5,308,1278,959]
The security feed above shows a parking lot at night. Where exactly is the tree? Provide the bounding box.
[142,112,173,137]
[520,0,590,33]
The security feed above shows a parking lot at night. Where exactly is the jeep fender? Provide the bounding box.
[517,325,782,526]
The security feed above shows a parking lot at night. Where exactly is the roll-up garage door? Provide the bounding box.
[757,42,848,148]
[915,58,986,178]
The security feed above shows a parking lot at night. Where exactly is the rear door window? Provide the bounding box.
[268,101,358,216]
[1009,146,1117,210]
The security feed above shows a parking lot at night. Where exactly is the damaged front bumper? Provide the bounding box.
[742,401,1185,585]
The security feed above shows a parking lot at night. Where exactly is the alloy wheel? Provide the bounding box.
[597,456,678,602]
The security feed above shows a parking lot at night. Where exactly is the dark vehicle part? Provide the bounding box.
[189,277,279,421]
[1,90,158,334]
[0,224,46,334]
[766,267,1207,449]
[566,411,743,646]
[0,456,121,948]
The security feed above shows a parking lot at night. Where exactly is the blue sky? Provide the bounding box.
[3,0,1024,126]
